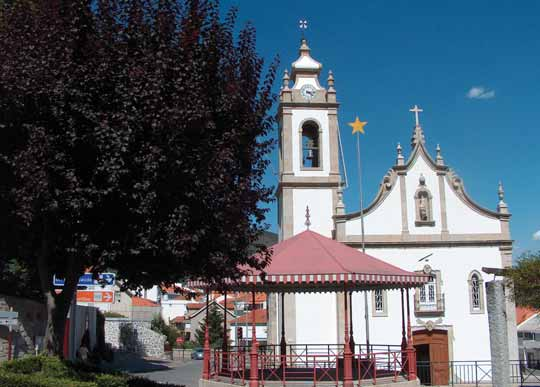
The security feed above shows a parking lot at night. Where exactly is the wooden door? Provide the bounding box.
[413,329,449,385]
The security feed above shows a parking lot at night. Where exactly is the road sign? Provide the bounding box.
[0,311,18,328]
[76,291,114,303]
[0,318,18,327]
[54,273,116,287]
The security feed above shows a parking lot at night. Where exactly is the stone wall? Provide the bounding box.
[0,295,46,362]
[104,318,165,358]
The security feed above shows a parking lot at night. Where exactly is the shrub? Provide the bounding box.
[0,355,43,374]
[41,356,72,379]
[0,372,97,387]
[95,374,128,387]
[103,312,127,318]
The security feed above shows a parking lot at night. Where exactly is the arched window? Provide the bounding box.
[301,121,320,168]
[468,271,485,314]
[414,174,435,226]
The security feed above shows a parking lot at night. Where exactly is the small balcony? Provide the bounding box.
[415,294,445,316]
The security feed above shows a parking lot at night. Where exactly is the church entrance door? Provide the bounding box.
[413,329,449,386]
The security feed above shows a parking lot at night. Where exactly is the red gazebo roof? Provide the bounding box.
[189,230,429,292]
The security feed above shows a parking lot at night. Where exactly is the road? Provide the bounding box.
[137,359,203,387]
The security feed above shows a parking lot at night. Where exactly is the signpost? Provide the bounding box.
[76,291,114,303]
[53,273,115,287]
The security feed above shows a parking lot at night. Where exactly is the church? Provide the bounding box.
[267,38,518,380]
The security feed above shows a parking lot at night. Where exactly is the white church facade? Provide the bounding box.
[268,38,518,374]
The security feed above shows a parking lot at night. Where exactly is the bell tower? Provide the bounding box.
[277,39,342,240]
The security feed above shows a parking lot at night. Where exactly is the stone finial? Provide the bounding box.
[327,70,335,91]
[299,38,310,55]
[282,69,290,90]
[396,143,404,166]
[436,144,444,166]
[336,185,346,215]
[305,205,311,230]
[411,125,425,149]
[497,181,508,213]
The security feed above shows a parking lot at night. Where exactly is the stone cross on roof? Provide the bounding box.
[410,105,423,127]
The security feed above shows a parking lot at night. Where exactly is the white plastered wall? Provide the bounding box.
[292,189,333,237]
[345,180,402,235]
[350,246,502,361]
[444,182,501,234]
[293,188,337,345]
[291,109,330,177]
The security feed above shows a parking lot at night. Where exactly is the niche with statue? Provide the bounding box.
[415,174,435,227]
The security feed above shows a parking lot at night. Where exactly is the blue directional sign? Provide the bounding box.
[53,273,115,287]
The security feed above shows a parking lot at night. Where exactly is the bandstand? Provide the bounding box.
[189,230,429,387]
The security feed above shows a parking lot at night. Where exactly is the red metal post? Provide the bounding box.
[406,288,417,381]
[400,288,407,370]
[401,289,407,350]
[249,289,259,387]
[280,292,287,368]
[202,290,211,380]
[343,287,353,387]
[349,291,355,354]
[222,290,229,371]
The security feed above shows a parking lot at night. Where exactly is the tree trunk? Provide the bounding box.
[43,290,70,356]
[37,223,79,357]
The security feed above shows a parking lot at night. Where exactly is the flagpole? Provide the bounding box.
[355,131,370,353]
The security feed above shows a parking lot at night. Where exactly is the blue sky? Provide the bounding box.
[222,0,540,258]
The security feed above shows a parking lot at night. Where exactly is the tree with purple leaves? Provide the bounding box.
[0,0,276,356]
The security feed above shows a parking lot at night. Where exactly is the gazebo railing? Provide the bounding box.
[230,343,403,358]
[213,346,412,385]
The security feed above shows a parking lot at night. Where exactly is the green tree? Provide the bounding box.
[0,0,275,356]
[504,251,540,308]
[151,315,180,346]
[195,305,225,348]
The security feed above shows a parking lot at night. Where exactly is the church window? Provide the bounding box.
[414,174,435,227]
[414,266,444,316]
[372,289,387,316]
[468,271,485,314]
[301,121,320,168]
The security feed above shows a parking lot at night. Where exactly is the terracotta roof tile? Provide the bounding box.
[517,306,538,325]
[132,297,159,307]
[230,309,267,325]
[171,315,188,324]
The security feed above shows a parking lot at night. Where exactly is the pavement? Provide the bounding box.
[102,351,203,387]
[137,359,203,387]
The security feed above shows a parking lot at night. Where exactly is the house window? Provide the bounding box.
[301,121,320,168]
[468,270,485,314]
[372,289,388,316]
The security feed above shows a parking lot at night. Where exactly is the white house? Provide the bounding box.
[268,38,518,385]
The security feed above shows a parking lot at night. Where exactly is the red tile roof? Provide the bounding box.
[516,306,538,325]
[232,293,267,304]
[132,297,159,307]
[230,309,267,325]
[171,315,188,324]
[186,302,206,310]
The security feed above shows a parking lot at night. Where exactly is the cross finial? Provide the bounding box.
[409,105,423,127]
[299,19,308,37]
[304,205,311,230]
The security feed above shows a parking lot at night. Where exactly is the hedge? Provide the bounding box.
[0,356,185,387]
[0,372,97,387]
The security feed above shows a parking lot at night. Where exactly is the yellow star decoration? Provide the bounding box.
[348,116,368,134]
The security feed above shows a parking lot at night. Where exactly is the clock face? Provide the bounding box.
[300,84,317,100]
